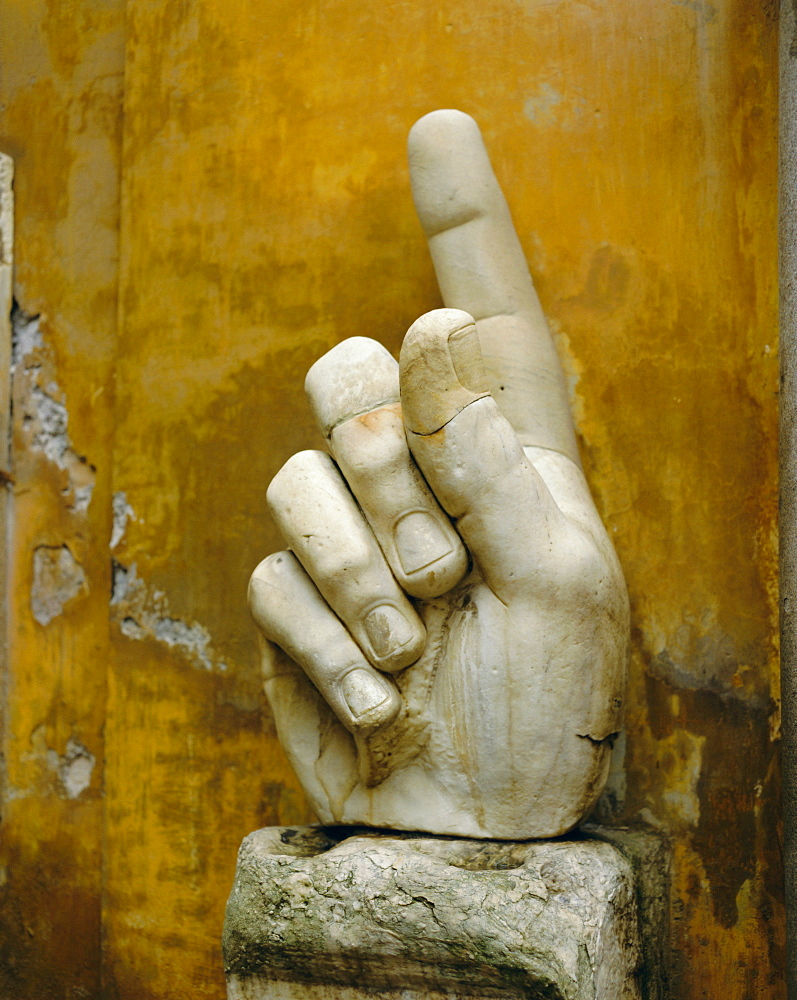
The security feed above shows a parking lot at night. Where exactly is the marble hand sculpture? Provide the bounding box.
[248,110,629,840]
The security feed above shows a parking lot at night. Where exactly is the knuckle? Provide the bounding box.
[553,536,612,605]
[333,409,408,478]
[305,538,376,589]
[346,435,408,480]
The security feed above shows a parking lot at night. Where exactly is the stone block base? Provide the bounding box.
[223,825,667,1000]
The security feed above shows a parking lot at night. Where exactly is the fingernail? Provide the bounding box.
[400,309,490,435]
[340,668,391,720]
[448,324,489,394]
[394,511,453,574]
[364,604,416,659]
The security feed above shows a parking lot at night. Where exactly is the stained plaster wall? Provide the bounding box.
[0,1,783,998]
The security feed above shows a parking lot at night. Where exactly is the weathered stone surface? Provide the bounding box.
[223,826,654,1000]
[582,824,669,1000]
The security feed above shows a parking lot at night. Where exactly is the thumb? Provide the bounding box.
[400,309,566,600]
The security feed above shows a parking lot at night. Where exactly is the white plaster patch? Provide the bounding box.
[153,616,213,667]
[11,307,43,366]
[111,561,224,672]
[71,484,94,515]
[31,544,88,626]
[30,384,69,463]
[110,490,135,549]
[10,725,95,801]
[47,737,95,799]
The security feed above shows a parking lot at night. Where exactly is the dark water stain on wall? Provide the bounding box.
[644,671,777,929]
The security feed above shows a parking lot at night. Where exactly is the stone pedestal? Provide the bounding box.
[223,825,666,1000]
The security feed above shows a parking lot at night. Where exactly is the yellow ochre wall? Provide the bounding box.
[0,0,782,997]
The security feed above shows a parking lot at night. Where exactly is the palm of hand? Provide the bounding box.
[249,111,628,839]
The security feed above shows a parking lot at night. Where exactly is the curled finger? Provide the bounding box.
[267,449,426,672]
[306,337,468,599]
[249,551,402,735]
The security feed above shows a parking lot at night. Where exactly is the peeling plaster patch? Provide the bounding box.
[111,560,223,671]
[110,490,135,549]
[31,544,88,625]
[11,725,95,800]
[30,384,69,463]
[10,305,43,365]
[120,615,145,639]
[47,737,95,799]
[111,559,132,604]
[71,484,94,514]
[12,303,96,514]
[153,617,213,667]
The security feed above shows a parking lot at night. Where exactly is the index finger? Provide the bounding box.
[408,109,579,465]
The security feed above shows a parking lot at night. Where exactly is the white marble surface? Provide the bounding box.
[248,111,629,839]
